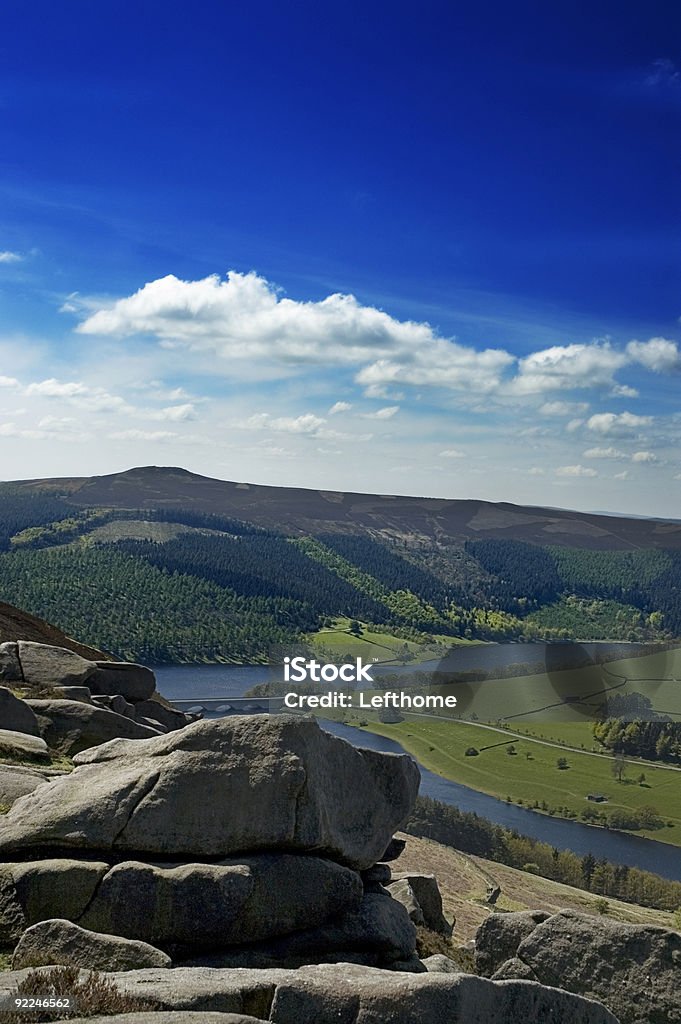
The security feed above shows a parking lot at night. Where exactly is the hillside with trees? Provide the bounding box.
[0,469,677,662]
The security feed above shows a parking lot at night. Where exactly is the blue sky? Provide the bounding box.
[0,1,679,516]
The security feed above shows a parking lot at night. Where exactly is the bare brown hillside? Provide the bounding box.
[392,832,677,944]
[0,601,108,660]
[12,465,681,550]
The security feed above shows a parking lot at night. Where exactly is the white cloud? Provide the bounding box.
[528,466,545,475]
[614,471,629,480]
[363,405,399,420]
[246,412,327,436]
[76,270,514,393]
[626,337,681,373]
[555,465,598,478]
[0,376,19,389]
[585,411,652,435]
[440,449,465,458]
[610,384,639,398]
[328,401,352,415]
[509,342,627,395]
[583,446,628,460]
[145,403,196,422]
[109,429,178,442]
[631,450,658,463]
[25,379,89,398]
[0,251,23,264]
[539,401,589,416]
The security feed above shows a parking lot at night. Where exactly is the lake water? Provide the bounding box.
[155,663,681,882]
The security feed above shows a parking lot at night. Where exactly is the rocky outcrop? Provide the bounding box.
[0,716,422,970]
[26,699,162,754]
[12,918,171,971]
[0,642,197,755]
[0,963,620,1023]
[0,716,420,867]
[477,909,681,1024]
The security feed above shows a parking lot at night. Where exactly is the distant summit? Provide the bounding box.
[13,464,681,551]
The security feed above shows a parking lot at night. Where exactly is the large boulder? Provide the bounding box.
[0,728,49,762]
[16,641,96,688]
[0,764,48,807]
[89,662,156,702]
[0,642,23,683]
[0,716,420,869]
[0,963,619,1023]
[25,699,162,754]
[12,918,171,971]
[78,855,362,947]
[475,910,551,977]
[483,909,681,1024]
[0,687,40,736]
[389,873,452,936]
[0,859,109,943]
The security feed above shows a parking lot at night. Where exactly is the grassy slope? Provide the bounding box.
[350,715,681,843]
[392,832,679,944]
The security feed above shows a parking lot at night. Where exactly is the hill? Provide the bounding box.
[0,465,680,661]
[0,601,107,660]
[13,464,681,550]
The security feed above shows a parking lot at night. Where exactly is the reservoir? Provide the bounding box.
[156,662,681,883]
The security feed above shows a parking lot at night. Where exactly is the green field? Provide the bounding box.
[347,714,681,845]
[309,618,478,664]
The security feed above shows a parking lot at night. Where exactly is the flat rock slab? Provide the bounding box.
[0,963,619,1023]
[12,918,171,971]
[0,728,49,761]
[0,716,420,869]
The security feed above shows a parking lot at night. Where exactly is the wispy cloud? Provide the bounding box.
[0,251,23,264]
[585,411,652,435]
[555,464,598,478]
